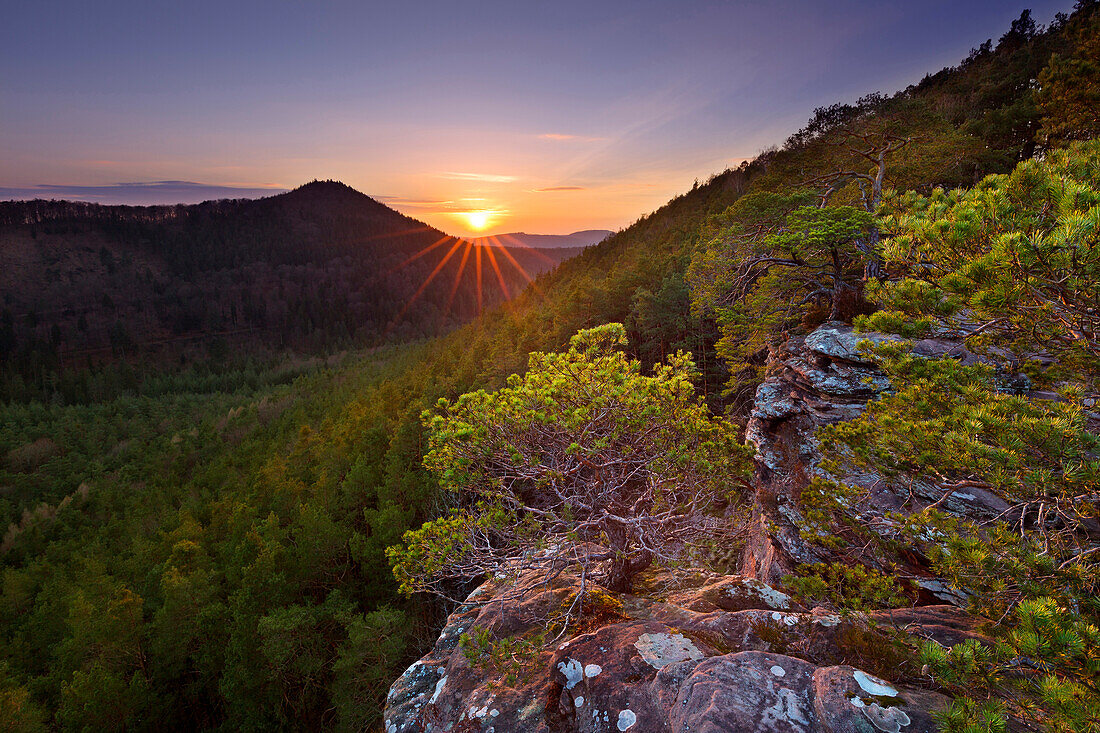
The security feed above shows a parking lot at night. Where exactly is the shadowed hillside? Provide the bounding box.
[0,181,576,403]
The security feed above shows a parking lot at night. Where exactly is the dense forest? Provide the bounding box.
[0,182,580,404]
[2,3,1100,731]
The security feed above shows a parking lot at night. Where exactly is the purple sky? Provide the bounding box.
[0,0,1072,235]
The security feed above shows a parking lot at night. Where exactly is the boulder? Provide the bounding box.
[803,323,903,364]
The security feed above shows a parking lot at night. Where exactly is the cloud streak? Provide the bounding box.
[0,181,288,206]
[535,186,586,192]
[375,195,455,207]
[439,172,519,183]
[538,133,607,142]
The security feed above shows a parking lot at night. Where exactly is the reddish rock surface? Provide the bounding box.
[384,567,957,732]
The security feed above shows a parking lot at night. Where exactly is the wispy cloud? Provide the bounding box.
[439,172,518,183]
[538,133,606,142]
[535,186,586,192]
[375,195,455,208]
[0,181,287,206]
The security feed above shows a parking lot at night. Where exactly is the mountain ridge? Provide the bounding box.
[484,229,613,249]
[0,180,578,401]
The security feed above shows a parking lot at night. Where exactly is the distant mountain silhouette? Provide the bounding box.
[487,229,612,249]
[0,181,577,372]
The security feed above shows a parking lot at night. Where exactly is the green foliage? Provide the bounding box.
[822,347,1100,611]
[875,141,1100,380]
[330,607,410,732]
[688,191,876,396]
[58,662,154,733]
[784,562,908,614]
[1,7,1095,729]
[1038,12,1100,146]
[921,599,1100,733]
[685,6,1094,405]
[0,348,442,730]
[934,697,1008,733]
[0,663,46,733]
[821,143,1100,731]
[391,323,752,598]
[0,135,749,728]
[856,309,933,338]
[459,626,546,686]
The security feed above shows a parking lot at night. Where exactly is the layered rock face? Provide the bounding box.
[384,323,1008,732]
[740,323,1025,592]
[384,563,983,732]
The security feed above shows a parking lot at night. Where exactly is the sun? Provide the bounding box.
[462,210,492,232]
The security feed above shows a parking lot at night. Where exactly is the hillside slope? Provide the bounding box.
[385,6,1100,733]
[0,181,573,402]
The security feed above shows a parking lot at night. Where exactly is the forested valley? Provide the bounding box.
[3,4,1100,731]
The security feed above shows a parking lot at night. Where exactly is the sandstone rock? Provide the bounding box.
[753,380,806,421]
[803,323,902,364]
[869,605,991,648]
[664,574,798,613]
[915,579,971,607]
[786,355,891,397]
[812,665,948,733]
[384,570,949,732]
[661,651,818,732]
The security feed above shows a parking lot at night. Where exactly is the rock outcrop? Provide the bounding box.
[383,563,978,732]
[385,322,1009,732]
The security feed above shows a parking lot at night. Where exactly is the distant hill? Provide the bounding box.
[0,181,576,394]
[486,229,612,249]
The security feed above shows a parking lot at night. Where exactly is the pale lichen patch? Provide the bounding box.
[634,632,705,669]
[853,670,898,697]
[863,702,912,732]
[558,659,584,690]
[428,675,447,705]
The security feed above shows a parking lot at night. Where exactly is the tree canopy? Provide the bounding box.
[870,140,1100,381]
[389,323,751,603]
[818,142,1100,733]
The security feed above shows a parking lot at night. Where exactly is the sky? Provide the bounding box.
[0,0,1073,237]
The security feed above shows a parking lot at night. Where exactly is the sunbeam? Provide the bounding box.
[482,241,510,300]
[384,226,558,335]
[488,236,541,295]
[445,240,474,318]
[492,233,555,265]
[355,226,433,244]
[386,235,454,275]
[385,237,465,334]
[475,243,484,314]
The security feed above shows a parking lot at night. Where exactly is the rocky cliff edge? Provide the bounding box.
[384,323,1016,733]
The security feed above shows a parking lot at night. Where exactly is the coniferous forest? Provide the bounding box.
[3,4,1100,731]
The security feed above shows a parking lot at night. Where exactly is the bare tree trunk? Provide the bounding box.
[603,550,653,593]
[601,524,654,592]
